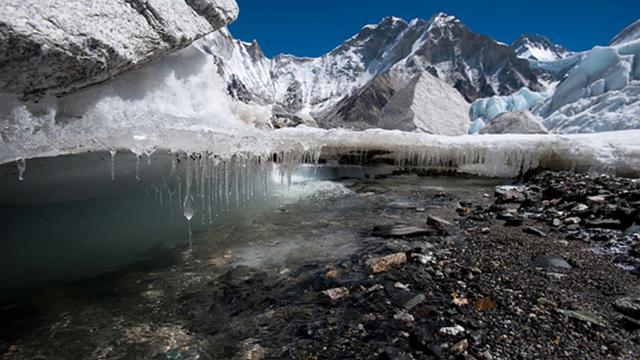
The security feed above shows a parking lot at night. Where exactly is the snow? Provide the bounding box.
[512,34,572,61]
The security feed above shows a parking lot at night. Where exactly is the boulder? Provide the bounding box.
[479,110,548,134]
[0,0,239,99]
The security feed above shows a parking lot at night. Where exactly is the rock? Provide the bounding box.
[480,227,491,234]
[587,195,610,204]
[427,215,451,235]
[556,309,607,327]
[495,186,526,203]
[451,339,469,354]
[366,253,407,273]
[322,287,349,300]
[524,226,547,237]
[393,310,415,323]
[564,217,581,225]
[409,252,433,265]
[0,0,239,99]
[380,72,471,135]
[479,110,548,134]
[372,225,431,238]
[584,218,624,229]
[551,218,562,227]
[439,325,465,336]
[571,204,590,213]
[532,255,572,270]
[504,218,524,227]
[404,294,427,310]
[613,297,640,319]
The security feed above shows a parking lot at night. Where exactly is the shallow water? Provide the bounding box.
[0,168,504,359]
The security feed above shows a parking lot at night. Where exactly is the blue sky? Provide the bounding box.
[228,0,640,58]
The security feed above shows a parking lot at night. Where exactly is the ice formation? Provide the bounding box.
[535,39,640,133]
[468,88,549,133]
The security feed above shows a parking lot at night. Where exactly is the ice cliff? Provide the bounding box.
[0,0,239,99]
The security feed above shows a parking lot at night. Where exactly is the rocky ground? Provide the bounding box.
[1,171,639,359]
[178,171,640,359]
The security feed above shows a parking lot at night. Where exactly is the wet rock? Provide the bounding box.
[532,255,572,270]
[551,218,562,227]
[372,225,431,238]
[556,309,607,327]
[322,287,349,300]
[613,297,640,319]
[366,253,407,273]
[524,226,547,237]
[427,215,451,235]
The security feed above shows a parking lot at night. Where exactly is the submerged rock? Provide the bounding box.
[0,0,239,99]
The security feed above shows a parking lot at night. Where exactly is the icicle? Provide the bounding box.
[16,158,26,181]
[183,157,195,246]
[109,150,116,181]
[135,155,141,181]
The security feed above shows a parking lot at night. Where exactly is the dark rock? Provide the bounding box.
[495,186,526,204]
[585,219,624,229]
[524,227,547,237]
[613,297,640,319]
[532,255,572,270]
[504,218,524,226]
[404,293,427,310]
[427,215,451,235]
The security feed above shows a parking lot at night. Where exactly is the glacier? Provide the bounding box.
[468,87,549,133]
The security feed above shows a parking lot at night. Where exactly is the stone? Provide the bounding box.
[613,297,640,319]
[439,325,465,336]
[0,0,239,99]
[479,110,548,135]
[451,339,469,354]
[532,255,572,270]
[556,309,607,327]
[427,215,452,235]
[366,253,407,273]
[564,217,581,225]
[495,186,526,203]
[524,226,547,237]
[393,310,415,323]
[404,294,427,310]
[551,218,562,227]
[372,225,431,238]
[584,218,624,229]
[322,287,349,300]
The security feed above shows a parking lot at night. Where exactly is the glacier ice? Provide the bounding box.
[469,87,549,132]
[534,39,640,133]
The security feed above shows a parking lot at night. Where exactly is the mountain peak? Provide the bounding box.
[511,33,571,61]
[429,12,458,27]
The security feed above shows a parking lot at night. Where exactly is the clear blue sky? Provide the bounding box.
[228,0,640,58]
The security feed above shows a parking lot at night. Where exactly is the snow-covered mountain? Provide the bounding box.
[201,13,541,132]
[511,34,572,61]
[610,19,640,46]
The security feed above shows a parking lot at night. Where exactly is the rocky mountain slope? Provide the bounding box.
[0,0,239,100]
[511,34,572,61]
[202,13,542,133]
